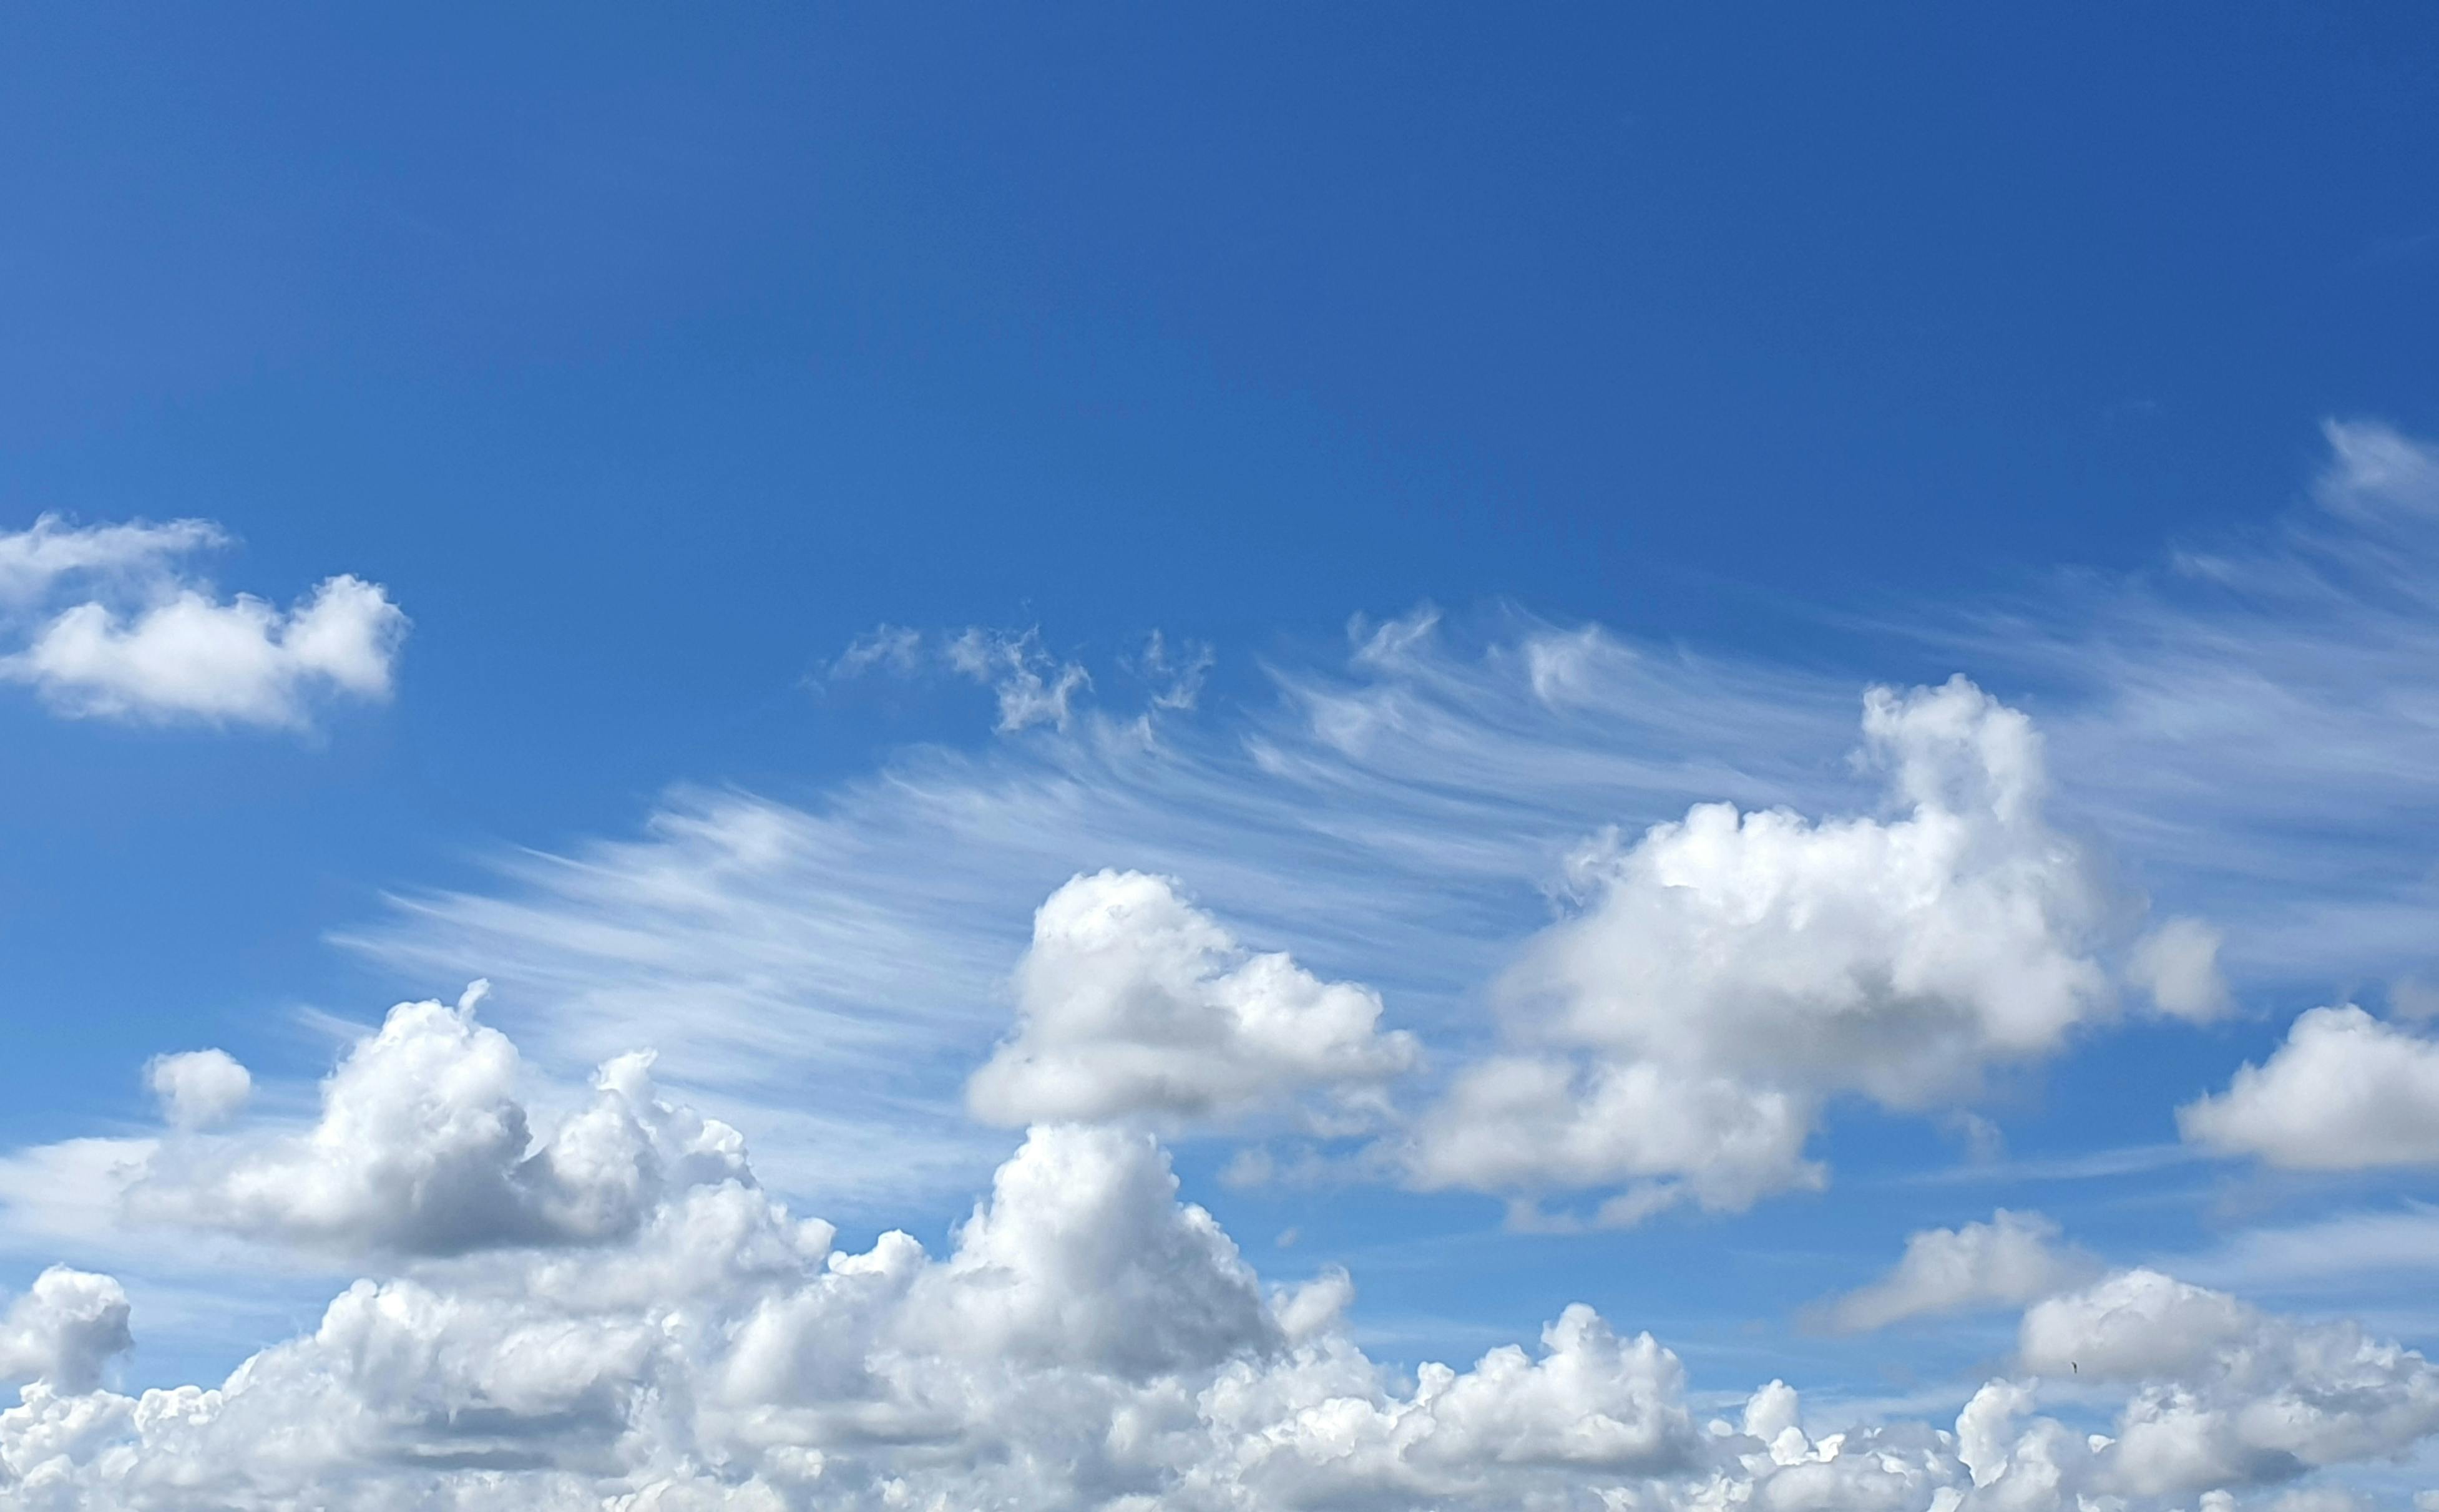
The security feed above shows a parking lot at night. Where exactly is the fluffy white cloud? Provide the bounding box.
[967,871,1418,1128]
[1404,1055,1818,1223]
[0,517,223,608]
[132,984,750,1257]
[0,1005,1728,1510]
[2131,917,2233,1023]
[142,1050,252,1131]
[1407,677,2114,1219]
[2019,1268,2255,1381]
[11,1003,2435,1510]
[0,1270,130,1396]
[2178,1005,2439,1169]
[1817,1209,2096,1334]
[902,1123,1278,1378]
[2010,1267,2439,1500]
[0,514,406,729]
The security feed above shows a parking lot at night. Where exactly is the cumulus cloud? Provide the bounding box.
[2178,1005,2439,1169]
[2018,1267,2256,1380]
[131,984,751,1257]
[2010,1267,2439,1500]
[903,1124,1278,1378]
[967,871,1418,1128]
[1405,1055,1819,1223]
[142,1050,252,1131]
[1816,1209,2098,1334]
[6,1005,2437,1509]
[1405,676,2114,1220]
[0,1005,1719,1510]
[0,1269,130,1396]
[0,515,406,729]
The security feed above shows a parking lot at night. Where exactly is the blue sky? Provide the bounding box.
[2,7,2438,1509]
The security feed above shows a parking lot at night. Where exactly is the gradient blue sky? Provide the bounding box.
[3,6,2439,1508]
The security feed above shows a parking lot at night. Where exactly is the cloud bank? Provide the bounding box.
[3,997,2435,1508]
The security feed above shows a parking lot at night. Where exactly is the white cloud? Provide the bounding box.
[967,870,1418,1128]
[1405,1055,1819,1223]
[1133,629,1214,712]
[829,622,923,678]
[2179,1005,2439,1169]
[946,627,1092,732]
[4,1006,2438,1508]
[0,517,223,608]
[338,421,2439,1234]
[0,1269,130,1395]
[1973,419,2439,996]
[2019,1267,2256,1380]
[0,515,406,729]
[2131,917,2233,1023]
[2012,1267,2439,1500]
[901,1123,1278,1378]
[130,984,751,1257]
[829,622,1098,733]
[1817,1209,2097,1334]
[142,1051,252,1131]
[348,611,1852,1217]
[1405,676,2114,1219]
[0,1006,1721,1509]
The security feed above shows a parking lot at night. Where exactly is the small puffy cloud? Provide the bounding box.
[1407,678,2113,1218]
[2178,1005,2439,1169]
[0,1269,130,1395]
[0,515,406,729]
[142,1050,252,1131]
[132,983,750,1257]
[1817,1209,2096,1334]
[2130,917,2232,1022]
[967,871,1418,1128]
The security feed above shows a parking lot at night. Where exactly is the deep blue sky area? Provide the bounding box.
[2,11,2438,1497]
